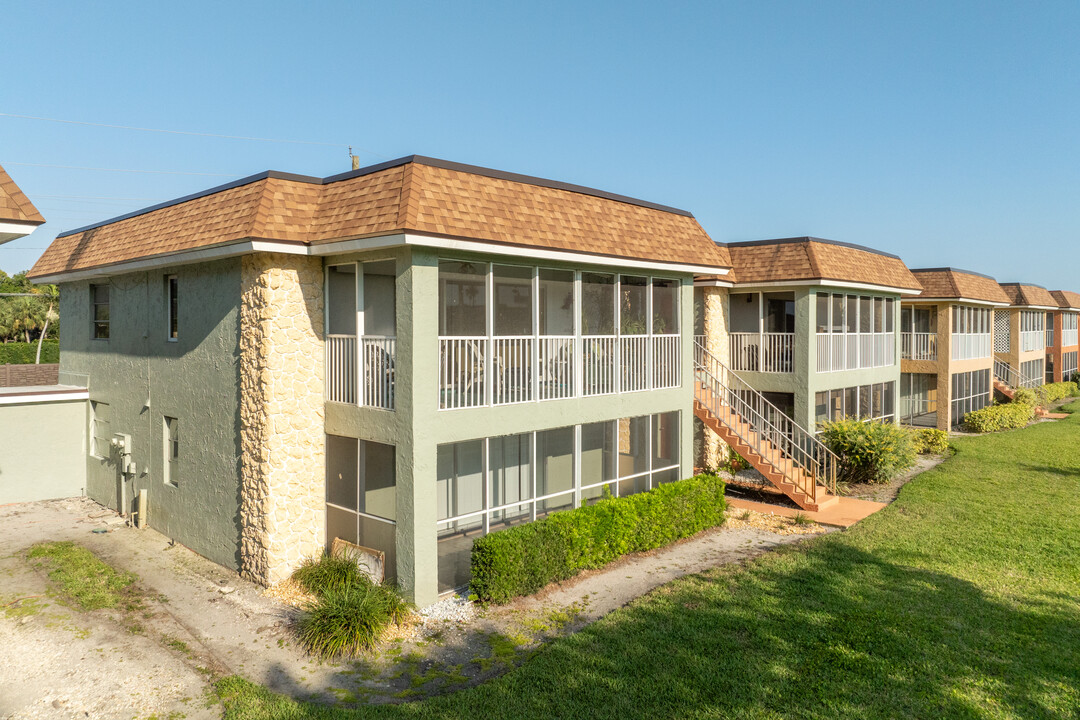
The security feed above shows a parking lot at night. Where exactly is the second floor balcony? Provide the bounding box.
[729,332,794,373]
[901,332,937,361]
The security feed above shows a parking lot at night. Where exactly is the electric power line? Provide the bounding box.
[2,162,241,177]
[0,111,389,159]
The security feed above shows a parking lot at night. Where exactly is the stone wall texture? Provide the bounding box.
[239,253,326,585]
[702,287,730,470]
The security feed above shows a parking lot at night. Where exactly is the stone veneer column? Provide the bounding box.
[702,286,730,470]
[239,253,326,585]
[935,303,953,431]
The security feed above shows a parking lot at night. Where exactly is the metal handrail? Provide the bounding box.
[694,339,838,497]
[993,359,1040,391]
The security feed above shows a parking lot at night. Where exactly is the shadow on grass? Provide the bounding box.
[1016,463,1080,479]
[221,538,1080,720]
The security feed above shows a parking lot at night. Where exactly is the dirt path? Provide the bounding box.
[0,496,833,713]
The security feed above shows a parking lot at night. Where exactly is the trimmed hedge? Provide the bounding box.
[1040,381,1079,404]
[818,418,916,485]
[910,427,949,455]
[963,401,1035,433]
[0,341,59,364]
[470,474,726,604]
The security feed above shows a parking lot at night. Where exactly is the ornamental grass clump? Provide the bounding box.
[290,552,413,659]
[818,418,916,485]
[295,575,412,659]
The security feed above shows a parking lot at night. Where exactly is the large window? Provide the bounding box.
[91,284,110,340]
[1062,312,1079,348]
[815,292,895,372]
[436,412,681,593]
[900,373,937,425]
[729,292,795,373]
[1020,311,1045,352]
[951,369,991,427]
[439,261,681,409]
[1020,358,1044,386]
[326,436,397,581]
[1063,351,1078,381]
[814,382,896,428]
[950,306,992,360]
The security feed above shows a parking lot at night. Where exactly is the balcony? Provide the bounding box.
[729,332,794,373]
[950,333,991,361]
[326,335,396,410]
[439,334,681,410]
[816,332,895,372]
[901,332,937,362]
[1021,330,1044,353]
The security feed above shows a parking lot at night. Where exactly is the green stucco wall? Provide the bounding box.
[59,259,243,570]
[0,397,87,503]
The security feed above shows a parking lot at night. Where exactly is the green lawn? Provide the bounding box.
[220,403,1080,719]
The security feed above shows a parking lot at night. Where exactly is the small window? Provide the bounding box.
[90,401,111,458]
[166,275,178,341]
[91,284,110,340]
[163,416,179,487]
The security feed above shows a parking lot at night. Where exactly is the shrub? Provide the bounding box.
[471,473,726,604]
[910,428,949,455]
[295,576,412,658]
[1012,387,1038,406]
[963,401,1035,433]
[818,418,916,485]
[1041,381,1079,403]
[0,341,59,365]
[292,552,367,596]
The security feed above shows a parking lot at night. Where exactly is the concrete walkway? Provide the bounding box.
[726,495,887,528]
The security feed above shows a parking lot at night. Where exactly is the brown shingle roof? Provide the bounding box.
[910,268,1010,304]
[29,157,731,278]
[1000,283,1058,308]
[0,164,45,225]
[1051,290,1080,309]
[725,237,921,292]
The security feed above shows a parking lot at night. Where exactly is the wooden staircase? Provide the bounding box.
[693,342,839,512]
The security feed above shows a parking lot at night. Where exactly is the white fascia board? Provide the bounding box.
[731,278,922,296]
[31,239,300,283]
[902,297,1011,307]
[0,221,40,244]
[36,231,732,283]
[0,389,89,406]
[1012,304,1060,311]
[693,278,734,288]
[401,233,732,276]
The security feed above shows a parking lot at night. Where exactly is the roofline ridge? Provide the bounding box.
[910,266,999,281]
[723,236,904,261]
[54,155,696,239]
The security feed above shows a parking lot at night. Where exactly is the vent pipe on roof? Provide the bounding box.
[349,146,359,171]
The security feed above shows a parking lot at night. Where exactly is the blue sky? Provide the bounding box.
[2,1,1077,288]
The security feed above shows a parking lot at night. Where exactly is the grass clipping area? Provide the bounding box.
[27,541,137,610]
[219,402,1080,719]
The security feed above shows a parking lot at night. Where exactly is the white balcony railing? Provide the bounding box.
[361,336,396,410]
[901,332,937,361]
[326,334,357,404]
[951,333,991,361]
[326,334,396,410]
[440,333,681,409]
[729,332,794,373]
[1021,330,1044,352]
[1064,329,1079,348]
[816,332,894,372]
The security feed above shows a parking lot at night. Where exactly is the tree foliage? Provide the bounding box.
[0,270,59,345]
